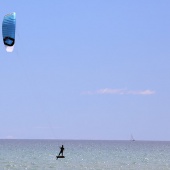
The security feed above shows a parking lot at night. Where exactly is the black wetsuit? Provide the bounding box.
[59,145,64,156]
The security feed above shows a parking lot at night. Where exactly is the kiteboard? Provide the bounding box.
[56,156,65,159]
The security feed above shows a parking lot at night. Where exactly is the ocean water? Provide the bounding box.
[0,140,170,170]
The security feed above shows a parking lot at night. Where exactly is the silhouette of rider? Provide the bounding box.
[58,145,64,156]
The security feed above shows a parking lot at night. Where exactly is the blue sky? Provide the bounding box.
[0,0,170,140]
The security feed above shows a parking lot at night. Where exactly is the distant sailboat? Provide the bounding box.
[130,134,135,141]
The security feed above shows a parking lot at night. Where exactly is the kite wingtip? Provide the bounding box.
[5,46,14,52]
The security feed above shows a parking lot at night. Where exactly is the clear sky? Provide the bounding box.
[0,0,170,140]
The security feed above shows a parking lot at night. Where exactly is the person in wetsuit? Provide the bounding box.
[58,145,64,156]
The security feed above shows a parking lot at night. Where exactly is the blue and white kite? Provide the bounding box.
[2,12,16,52]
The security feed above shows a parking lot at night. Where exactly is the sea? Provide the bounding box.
[0,139,170,170]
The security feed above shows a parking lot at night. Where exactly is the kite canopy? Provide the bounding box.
[2,12,16,52]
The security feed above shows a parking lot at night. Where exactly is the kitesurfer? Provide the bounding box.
[58,145,64,156]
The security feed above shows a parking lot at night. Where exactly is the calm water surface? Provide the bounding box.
[0,139,170,170]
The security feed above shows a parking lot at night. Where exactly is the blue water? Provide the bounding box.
[0,139,170,170]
